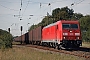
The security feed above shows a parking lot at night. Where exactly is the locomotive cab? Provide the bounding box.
[61,21,82,48]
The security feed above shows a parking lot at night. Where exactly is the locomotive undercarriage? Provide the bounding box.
[41,40,82,49]
[28,39,82,50]
[62,40,82,48]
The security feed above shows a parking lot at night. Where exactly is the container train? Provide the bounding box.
[14,20,82,49]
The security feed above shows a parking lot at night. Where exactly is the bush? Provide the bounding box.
[0,29,13,49]
[79,15,90,42]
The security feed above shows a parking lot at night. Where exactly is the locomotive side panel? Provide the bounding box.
[42,25,57,42]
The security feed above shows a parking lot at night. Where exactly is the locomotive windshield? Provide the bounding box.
[62,24,78,29]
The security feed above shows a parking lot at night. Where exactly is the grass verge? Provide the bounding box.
[0,46,85,60]
[82,42,90,48]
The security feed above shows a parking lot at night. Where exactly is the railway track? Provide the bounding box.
[13,44,90,60]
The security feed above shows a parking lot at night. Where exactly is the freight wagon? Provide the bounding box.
[29,26,42,45]
[14,33,29,44]
[14,36,21,42]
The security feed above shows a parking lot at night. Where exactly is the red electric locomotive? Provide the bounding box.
[42,20,82,49]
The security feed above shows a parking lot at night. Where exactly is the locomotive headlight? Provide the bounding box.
[76,37,79,39]
[63,33,68,36]
[63,37,67,40]
[63,37,66,39]
[75,33,80,36]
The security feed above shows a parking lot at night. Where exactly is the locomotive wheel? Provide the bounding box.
[55,44,62,50]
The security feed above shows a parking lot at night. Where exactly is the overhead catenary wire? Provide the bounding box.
[22,0,30,16]
[20,0,72,19]
[21,0,67,16]
[0,0,87,21]
[17,0,63,18]
[21,0,50,22]
[71,0,85,6]
[0,4,19,11]
[23,1,62,21]
[18,0,23,20]
[75,0,85,5]
[21,0,22,7]
[36,0,69,15]
[50,0,67,4]
[0,0,20,3]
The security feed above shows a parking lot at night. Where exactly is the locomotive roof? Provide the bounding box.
[43,20,79,29]
[43,22,57,29]
[61,20,79,23]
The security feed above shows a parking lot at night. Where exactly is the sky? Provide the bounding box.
[0,0,90,36]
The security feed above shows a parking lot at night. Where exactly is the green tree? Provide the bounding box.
[79,15,90,30]
[86,29,90,42]
[52,8,61,21]
[0,29,13,49]
[60,6,74,20]
[40,16,54,27]
[52,6,74,21]
[79,15,90,42]
[71,13,83,20]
